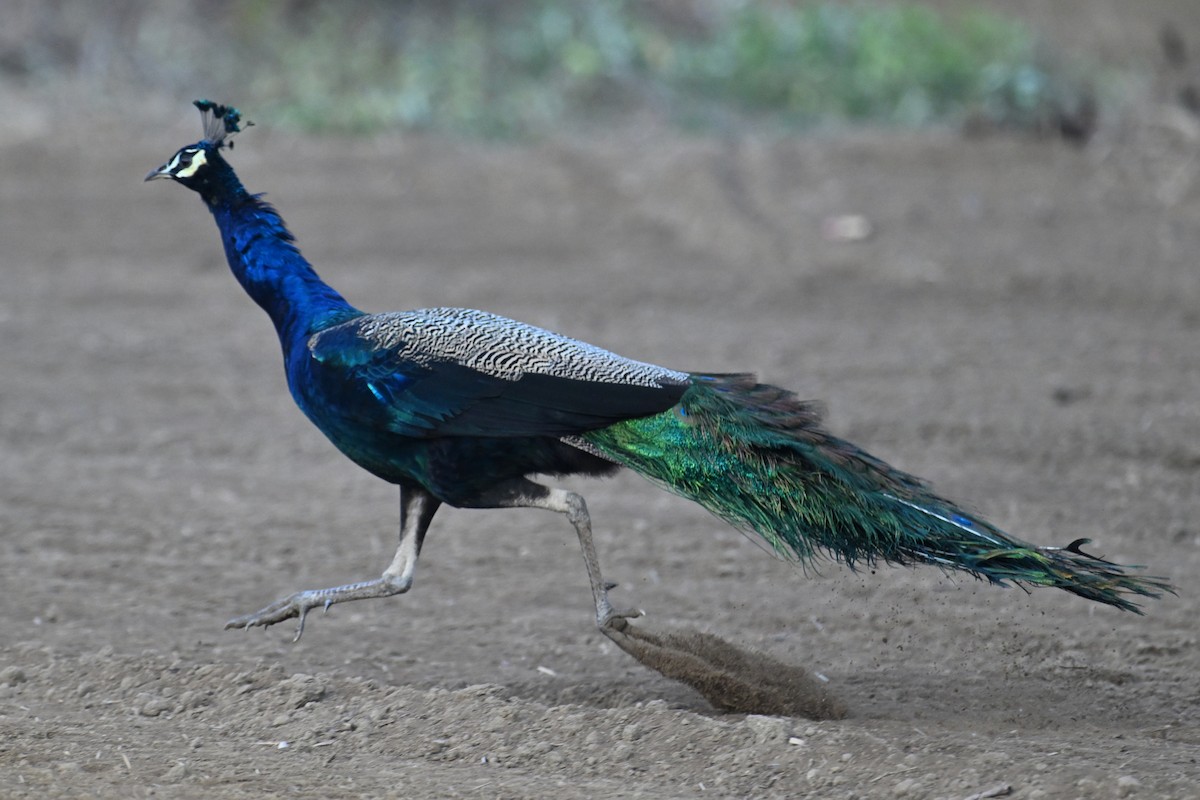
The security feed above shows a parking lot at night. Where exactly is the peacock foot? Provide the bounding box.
[225,590,329,642]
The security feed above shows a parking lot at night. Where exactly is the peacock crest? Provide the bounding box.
[194,99,251,149]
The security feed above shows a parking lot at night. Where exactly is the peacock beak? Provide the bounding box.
[144,163,174,182]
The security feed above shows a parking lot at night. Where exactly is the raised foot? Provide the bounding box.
[225,590,329,642]
[598,605,643,634]
[224,575,412,642]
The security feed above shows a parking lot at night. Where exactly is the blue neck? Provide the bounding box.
[206,184,362,353]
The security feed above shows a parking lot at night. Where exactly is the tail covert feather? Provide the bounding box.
[583,375,1171,611]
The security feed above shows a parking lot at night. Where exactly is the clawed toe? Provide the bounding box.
[224,602,295,631]
[224,592,321,641]
[599,605,643,633]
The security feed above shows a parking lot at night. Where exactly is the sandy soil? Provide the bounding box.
[4,12,1200,796]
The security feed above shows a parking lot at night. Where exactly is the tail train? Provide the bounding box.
[582,374,1171,612]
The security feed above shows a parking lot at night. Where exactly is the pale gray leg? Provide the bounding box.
[462,479,641,632]
[226,485,440,641]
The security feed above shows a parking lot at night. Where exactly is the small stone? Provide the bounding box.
[481,710,510,733]
[0,666,27,686]
[745,714,787,745]
[893,777,917,796]
[139,695,174,717]
[281,674,326,708]
[1117,775,1141,796]
[162,762,190,782]
[822,214,873,243]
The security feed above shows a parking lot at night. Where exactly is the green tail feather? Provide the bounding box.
[582,374,1172,612]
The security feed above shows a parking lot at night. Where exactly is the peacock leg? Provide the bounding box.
[462,480,846,717]
[226,484,440,641]
[462,479,642,631]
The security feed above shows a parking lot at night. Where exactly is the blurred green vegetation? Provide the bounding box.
[8,0,1088,137]
[232,0,1069,136]
[666,4,1053,128]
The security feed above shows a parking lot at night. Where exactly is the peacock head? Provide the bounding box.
[145,100,251,198]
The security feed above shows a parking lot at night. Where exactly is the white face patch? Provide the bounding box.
[173,148,207,179]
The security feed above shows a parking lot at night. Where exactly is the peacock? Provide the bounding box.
[147,101,1169,665]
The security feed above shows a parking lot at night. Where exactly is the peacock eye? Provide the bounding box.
[172,147,208,178]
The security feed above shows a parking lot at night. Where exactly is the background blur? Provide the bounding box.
[4,2,1200,798]
[3,0,1198,139]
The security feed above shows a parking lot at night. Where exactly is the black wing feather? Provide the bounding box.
[306,321,685,439]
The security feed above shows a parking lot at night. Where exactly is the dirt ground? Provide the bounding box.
[5,13,1200,800]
